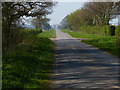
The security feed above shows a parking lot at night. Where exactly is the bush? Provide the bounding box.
[28,29,42,34]
[116,25,120,46]
[107,25,116,36]
[2,28,43,54]
[78,25,109,36]
[78,25,117,36]
[2,29,26,53]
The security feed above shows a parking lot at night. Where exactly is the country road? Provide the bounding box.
[52,30,119,89]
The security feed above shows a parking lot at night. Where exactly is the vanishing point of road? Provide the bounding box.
[52,30,119,89]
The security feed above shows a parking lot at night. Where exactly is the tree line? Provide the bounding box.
[67,2,120,30]
[58,1,120,46]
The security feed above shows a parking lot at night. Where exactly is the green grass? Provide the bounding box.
[3,29,55,88]
[82,37,120,57]
[62,29,98,38]
[38,30,56,38]
[62,29,120,57]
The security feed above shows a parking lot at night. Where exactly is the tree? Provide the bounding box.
[2,2,55,29]
[2,2,55,51]
[41,22,51,30]
[67,10,82,30]
[32,17,50,30]
[67,1,120,31]
[83,2,120,26]
[58,15,70,29]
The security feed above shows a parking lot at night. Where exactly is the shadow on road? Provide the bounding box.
[52,39,119,89]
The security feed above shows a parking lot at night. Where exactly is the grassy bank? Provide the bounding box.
[3,29,55,88]
[62,29,120,57]
[62,29,99,38]
[38,30,56,38]
[82,37,120,57]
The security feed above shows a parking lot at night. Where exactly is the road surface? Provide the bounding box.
[52,30,119,89]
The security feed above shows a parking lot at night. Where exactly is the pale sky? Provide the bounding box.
[47,2,84,25]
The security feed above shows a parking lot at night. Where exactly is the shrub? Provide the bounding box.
[78,25,118,36]
[2,29,25,53]
[79,25,109,36]
[29,29,42,34]
[116,25,120,46]
[107,25,116,36]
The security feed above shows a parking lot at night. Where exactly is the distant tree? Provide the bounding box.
[41,22,51,30]
[58,15,70,29]
[32,17,41,29]
[31,17,50,30]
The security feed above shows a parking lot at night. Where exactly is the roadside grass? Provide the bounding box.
[82,37,120,57]
[62,29,98,38]
[3,29,55,88]
[61,29,120,57]
[38,30,56,38]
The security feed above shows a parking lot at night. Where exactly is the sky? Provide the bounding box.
[47,2,84,25]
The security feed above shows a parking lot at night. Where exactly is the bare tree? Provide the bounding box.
[83,2,120,26]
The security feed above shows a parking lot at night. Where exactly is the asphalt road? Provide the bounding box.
[52,30,119,89]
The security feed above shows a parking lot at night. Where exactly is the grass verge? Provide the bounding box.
[38,30,56,38]
[82,37,120,57]
[62,29,120,57]
[62,29,98,38]
[3,29,55,88]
